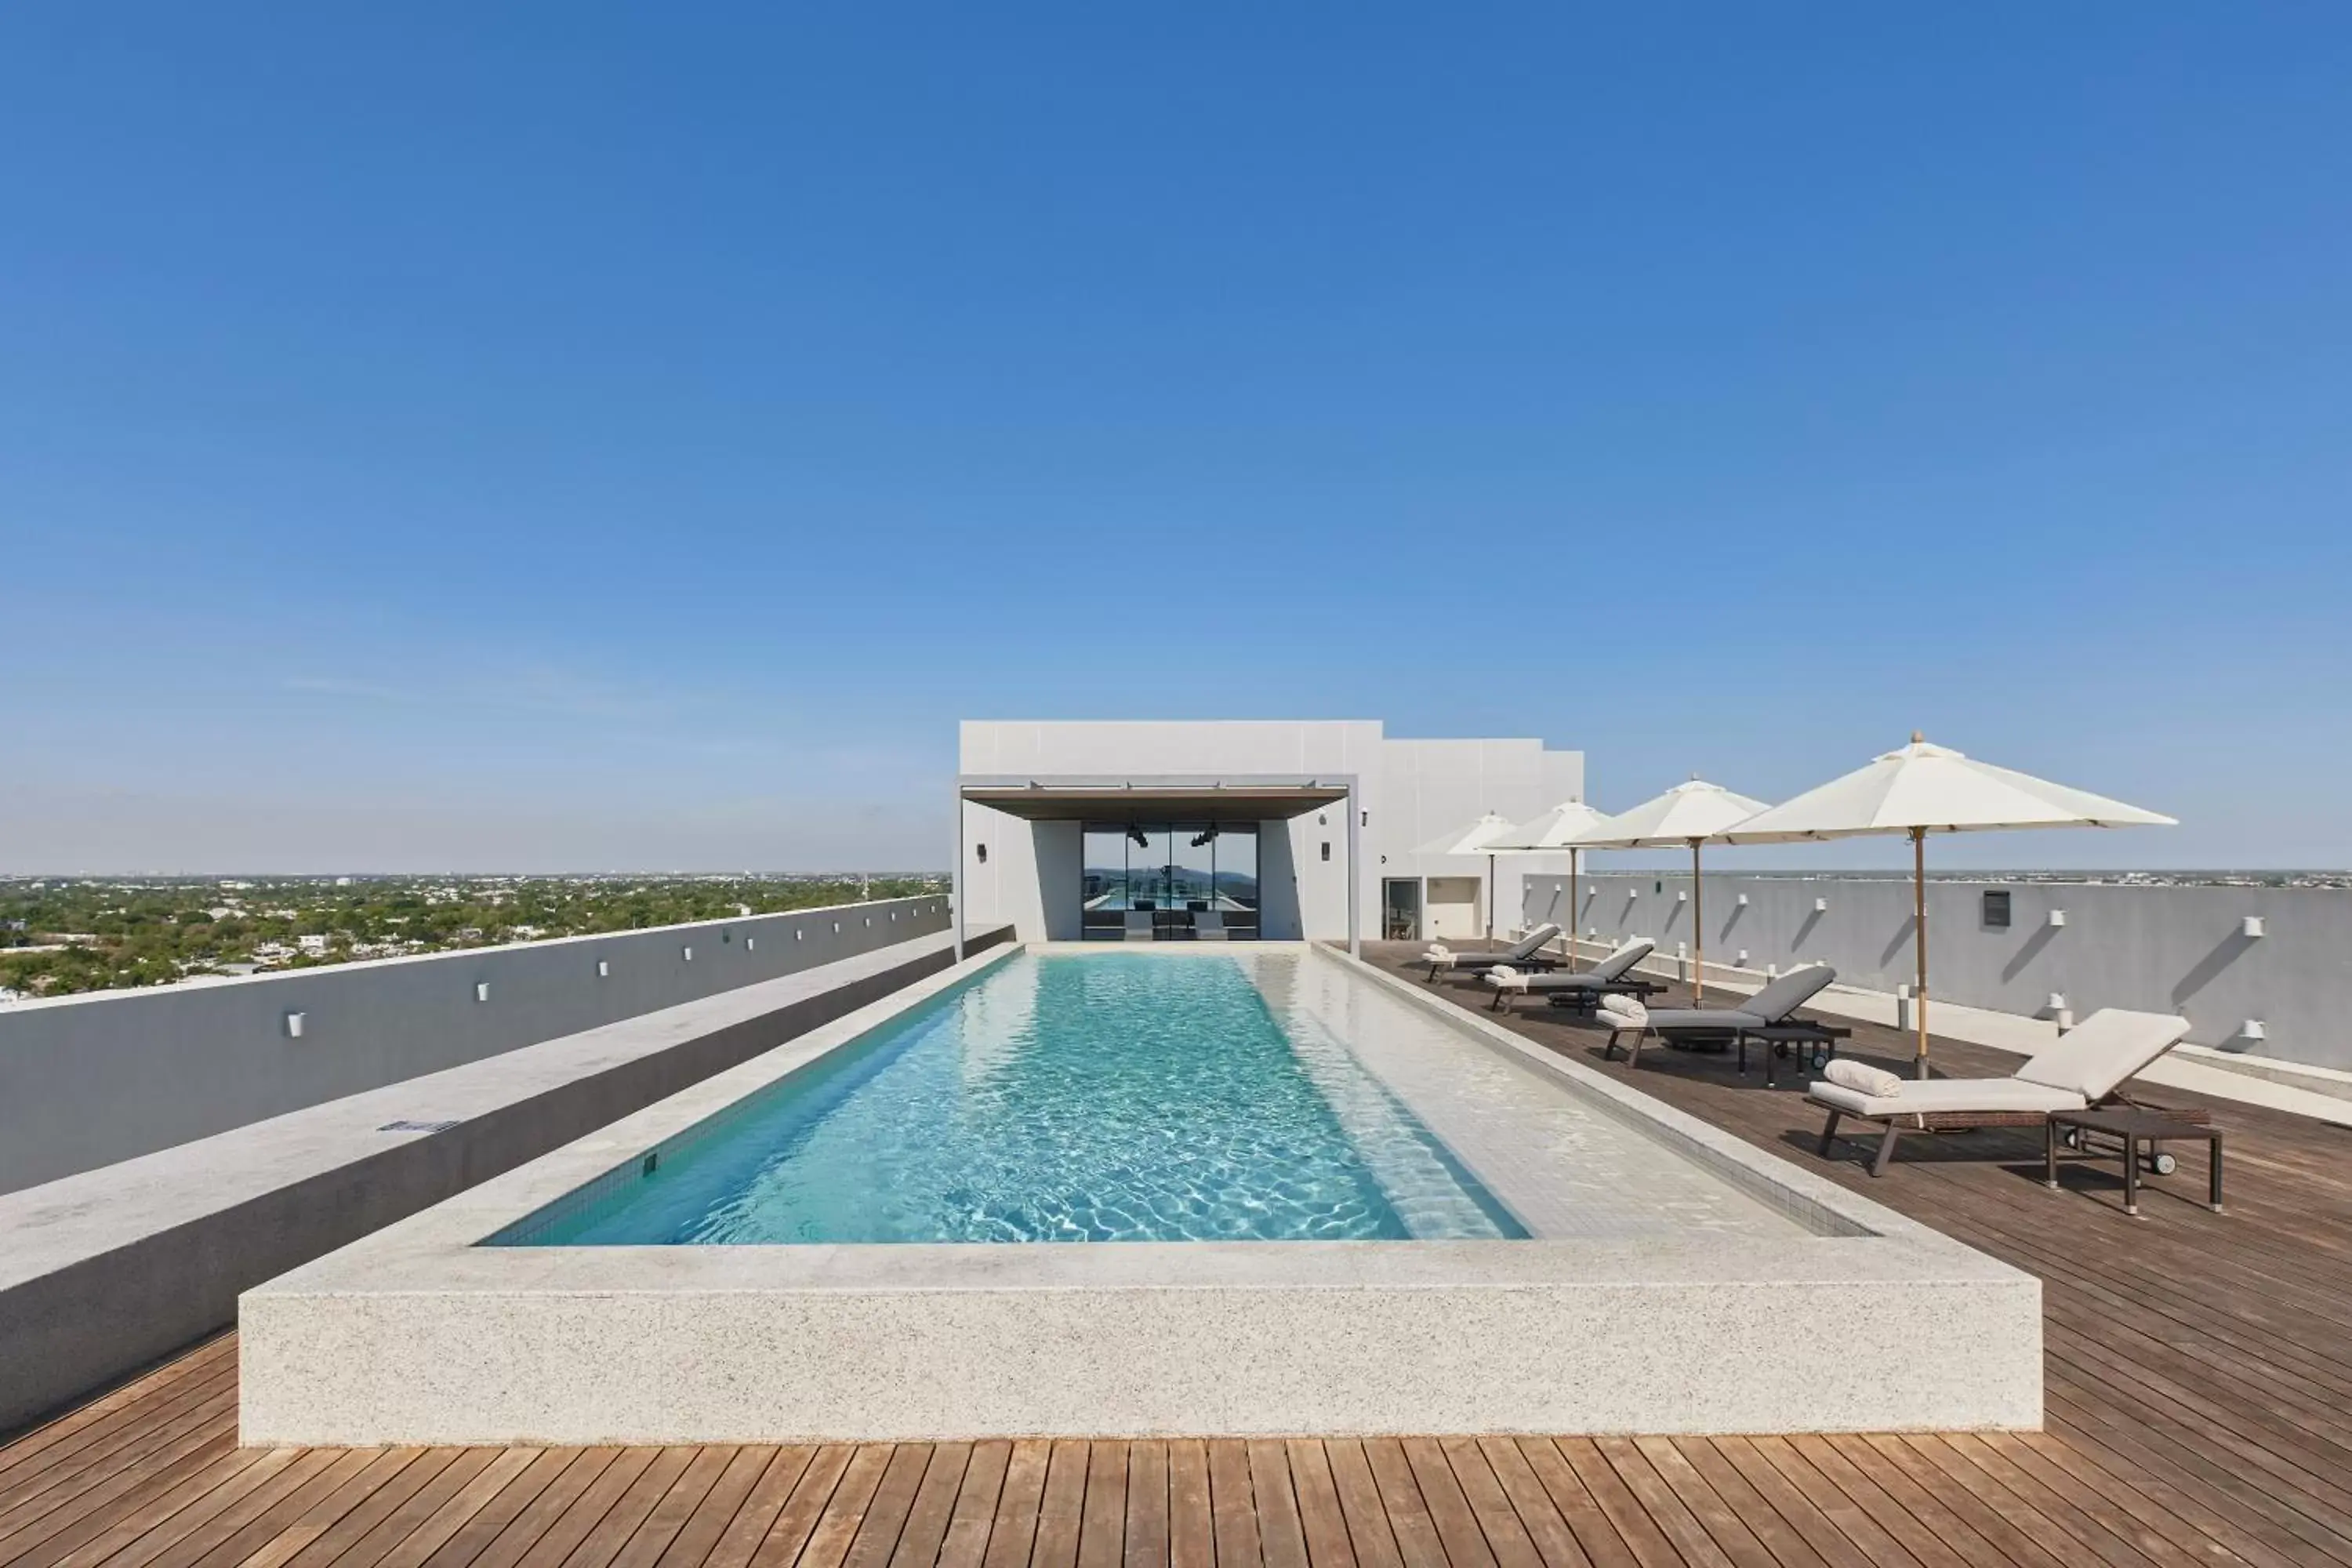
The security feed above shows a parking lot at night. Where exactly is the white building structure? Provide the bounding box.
[956,720,1584,954]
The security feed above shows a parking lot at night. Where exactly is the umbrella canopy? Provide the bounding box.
[1721,734,2176,1072]
[1568,779,1770,998]
[1490,800,1610,970]
[1716,736,2176,842]
[1410,812,1524,944]
[1491,800,1613,851]
[1410,812,1524,858]
[1566,778,1772,849]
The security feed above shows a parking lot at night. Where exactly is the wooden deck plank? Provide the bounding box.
[1244,1444,1305,1568]
[1357,1441,1441,1568]
[1463,1440,1588,1568]
[793,1443,894,1568]
[1120,1444,1167,1568]
[886,1443,970,1568]
[1027,1442,1087,1568]
[1313,1444,1399,1568]
[1074,1443,1127,1568]
[1395,1439,1495,1568]
[1279,1442,1355,1568]
[934,1444,1007,1568]
[652,1448,774,1568]
[737,1446,846,1568]
[839,1446,930,1568]
[368,1450,549,1568]
[1163,1443,1210,1568]
[976,1443,1045,1568]
[608,1448,739,1568]
[1204,1441,1259,1568]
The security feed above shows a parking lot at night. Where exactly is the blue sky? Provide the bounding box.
[4,5,2347,872]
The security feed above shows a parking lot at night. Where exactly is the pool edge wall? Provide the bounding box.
[238,942,2046,1443]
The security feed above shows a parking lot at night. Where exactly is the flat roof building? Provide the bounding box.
[956,720,1584,953]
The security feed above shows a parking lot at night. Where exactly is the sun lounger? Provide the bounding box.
[1422,924,1563,982]
[1480,938,1657,1011]
[1808,1008,2193,1175]
[1601,964,1838,1066]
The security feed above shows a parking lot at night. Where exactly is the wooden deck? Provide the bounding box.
[5,942,2350,1568]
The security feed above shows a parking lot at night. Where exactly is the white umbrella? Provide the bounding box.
[1410,812,1523,944]
[1720,733,2175,1074]
[1567,778,1771,999]
[1487,800,1611,969]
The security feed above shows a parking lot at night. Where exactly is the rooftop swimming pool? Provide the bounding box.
[246,942,2042,1444]
[496,950,1526,1245]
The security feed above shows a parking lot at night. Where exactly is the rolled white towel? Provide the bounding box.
[1421,945,1454,964]
[1824,1058,1906,1099]
[1483,964,1525,988]
[1598,994,1648,1025]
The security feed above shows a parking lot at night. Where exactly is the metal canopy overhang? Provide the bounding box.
[960,783,1350,823]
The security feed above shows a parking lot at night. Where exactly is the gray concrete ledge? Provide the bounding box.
[0,924,1010,1433]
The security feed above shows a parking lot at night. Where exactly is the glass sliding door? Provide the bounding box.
[1079,822,1260,940]
[1081,826,1131,940]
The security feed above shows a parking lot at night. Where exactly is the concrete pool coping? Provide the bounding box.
[239,942,2042,1444]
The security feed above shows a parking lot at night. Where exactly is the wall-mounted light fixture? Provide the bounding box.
[1675,891,1688,902]
[2241,916,2266,938]
[976,843,988,863]
[682,946,694,962]
[2240,1019,2267,1042]
[1736,949,1749,966]
[284,1011,306,1039]
[1813,898,1829,913]
[2048,909,2067,928]
[746,937,756,950]
[1736,893,1749,906]
[474,982,491,1003]
[596,960,609,978]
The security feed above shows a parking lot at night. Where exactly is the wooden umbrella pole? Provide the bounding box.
[1690,837,1704,1000]
[1568,848,1579,971]
[1914,826,1929,1078]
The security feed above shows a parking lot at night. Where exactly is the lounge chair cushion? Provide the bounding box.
[1585,938,1655,982]
[1740,964,1837,1022]
[1642,1007,1769,1033]
[2011,1009,2193,1101]
[1808,1077,2087,1117]
[1501,923,1563,960]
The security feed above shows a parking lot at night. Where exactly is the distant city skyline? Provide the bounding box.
[5,6,2347,873]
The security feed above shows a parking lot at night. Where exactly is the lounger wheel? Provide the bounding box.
[2151,1151,2179,1177]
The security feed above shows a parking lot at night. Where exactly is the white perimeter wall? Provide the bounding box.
[959,721,1583,942]
[1526,871,2352,1072]
[0,895,950,1196]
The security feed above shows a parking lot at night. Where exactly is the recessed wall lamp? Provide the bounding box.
[2241,916,2266,938]
[283,1011,306,1039]
[2048,909,2068,928]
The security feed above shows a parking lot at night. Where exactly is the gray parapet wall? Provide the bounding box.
[0,895,950,1196]
[0,924,1011,1435]
[1523,872,2349,1071]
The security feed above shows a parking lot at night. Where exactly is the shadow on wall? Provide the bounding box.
[1999,923,2061,983]
[2174,929,2259,1007]
[1878,916,1918,968]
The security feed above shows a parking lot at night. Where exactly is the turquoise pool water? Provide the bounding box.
[498,951,1526,1245]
